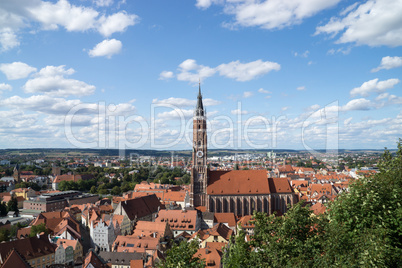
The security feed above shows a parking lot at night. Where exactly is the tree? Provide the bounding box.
[0,228,10,242]
[7,196,19,214]
[111,186,121,196]
[30,223,48,237]
[90,185,97,194]
[222,140,402,267]
[222,228,251,268]
[321,139,402,267]
[0,201,7,216]
[158,240,205,268]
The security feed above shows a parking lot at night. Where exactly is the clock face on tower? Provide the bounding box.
[196,151,204,158]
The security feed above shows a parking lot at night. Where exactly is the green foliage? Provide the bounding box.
[7,196,19,214]
[0,228,10,242]
[30,223,48,237]
[0,201,7,216]
[223,139,402,268]
[222,228,251,268]
[14,181,41,191]
[321,139,402,267]
[158,239,205,268]
[111,186,122,196]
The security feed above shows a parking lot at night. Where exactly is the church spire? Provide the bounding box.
[195,82,204,117]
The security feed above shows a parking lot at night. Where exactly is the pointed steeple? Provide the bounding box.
[195,82,204,117]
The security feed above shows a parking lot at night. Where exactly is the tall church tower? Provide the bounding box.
[190,84,208,207]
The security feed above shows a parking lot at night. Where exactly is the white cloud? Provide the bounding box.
[0,62,37,80]
[0,83,12,91]
[376,92,389,101]
[177,59,216,83]
[171,59,280,83]
[0,0,138,51]
[316,0,402,47]
[350,78,400,97]
[296,86,305,91]
[159,71,174,80]
[0,95,83,114]
[217,60,280,81]
[29,0,99,32]
[342,98,375,111]
[281,106,289,111]
[195,0,219,9]
[371,56,402,72]
[198,0,341,30]
[97,11,138,37]
[93,0,114,7]
[88,39,122,58]
[388,94,402,105]
[152,97,220,107]
[0,29,20,52]
[243,91,253,98]
[157,109,194,120]
[327,47,352,55]
[231,109,248,115]
[23,65,96,97]
[344,117,352,125]
[258,88,271,94]
[294,50,309,58]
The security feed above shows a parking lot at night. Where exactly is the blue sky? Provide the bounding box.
[0,0,401,151]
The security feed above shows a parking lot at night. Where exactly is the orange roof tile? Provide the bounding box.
[207,170,270,195]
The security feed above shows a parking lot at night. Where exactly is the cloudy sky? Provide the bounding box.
[0,0,401,151]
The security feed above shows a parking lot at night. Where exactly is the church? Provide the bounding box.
[190,86,297,217]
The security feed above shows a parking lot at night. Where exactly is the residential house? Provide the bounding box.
[113,194,162,228]
[98,251,145,268]
[90,215,117,252]
[83,249,107,268]
[0,249,32,268]
[0,234,56,268]
[155,208,200,237]
[190,223,233,248]
[213,212,237,233]
[56,239,83,265]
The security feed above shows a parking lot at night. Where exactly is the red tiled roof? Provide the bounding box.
[120,194,162,221]
[0,234,56,262]
[310,203,326,215]
[268,178,293,193]
[1,249,31,268]
[213,213,236,228]
[207,170,270,195]
[155,209,197,231]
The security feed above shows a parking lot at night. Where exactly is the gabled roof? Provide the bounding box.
[190,223,233,242]
[83,250,107,268]
[132,221,169,238]
[213,213,236,228]
[238,215,255,229]
[120,194,162,221]
[155,209,198,231]
[207,170,270,195]
[112,236,159,252]
[0,234,56,262]
[194,247,222,268]
[98,251,144,265]
[268,178,293,193]
[57,239,79,249]
[1,249,32,268]
[310,203,326,215]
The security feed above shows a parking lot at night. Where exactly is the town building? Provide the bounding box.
[0,234,56,268]
[190,87,298,216]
